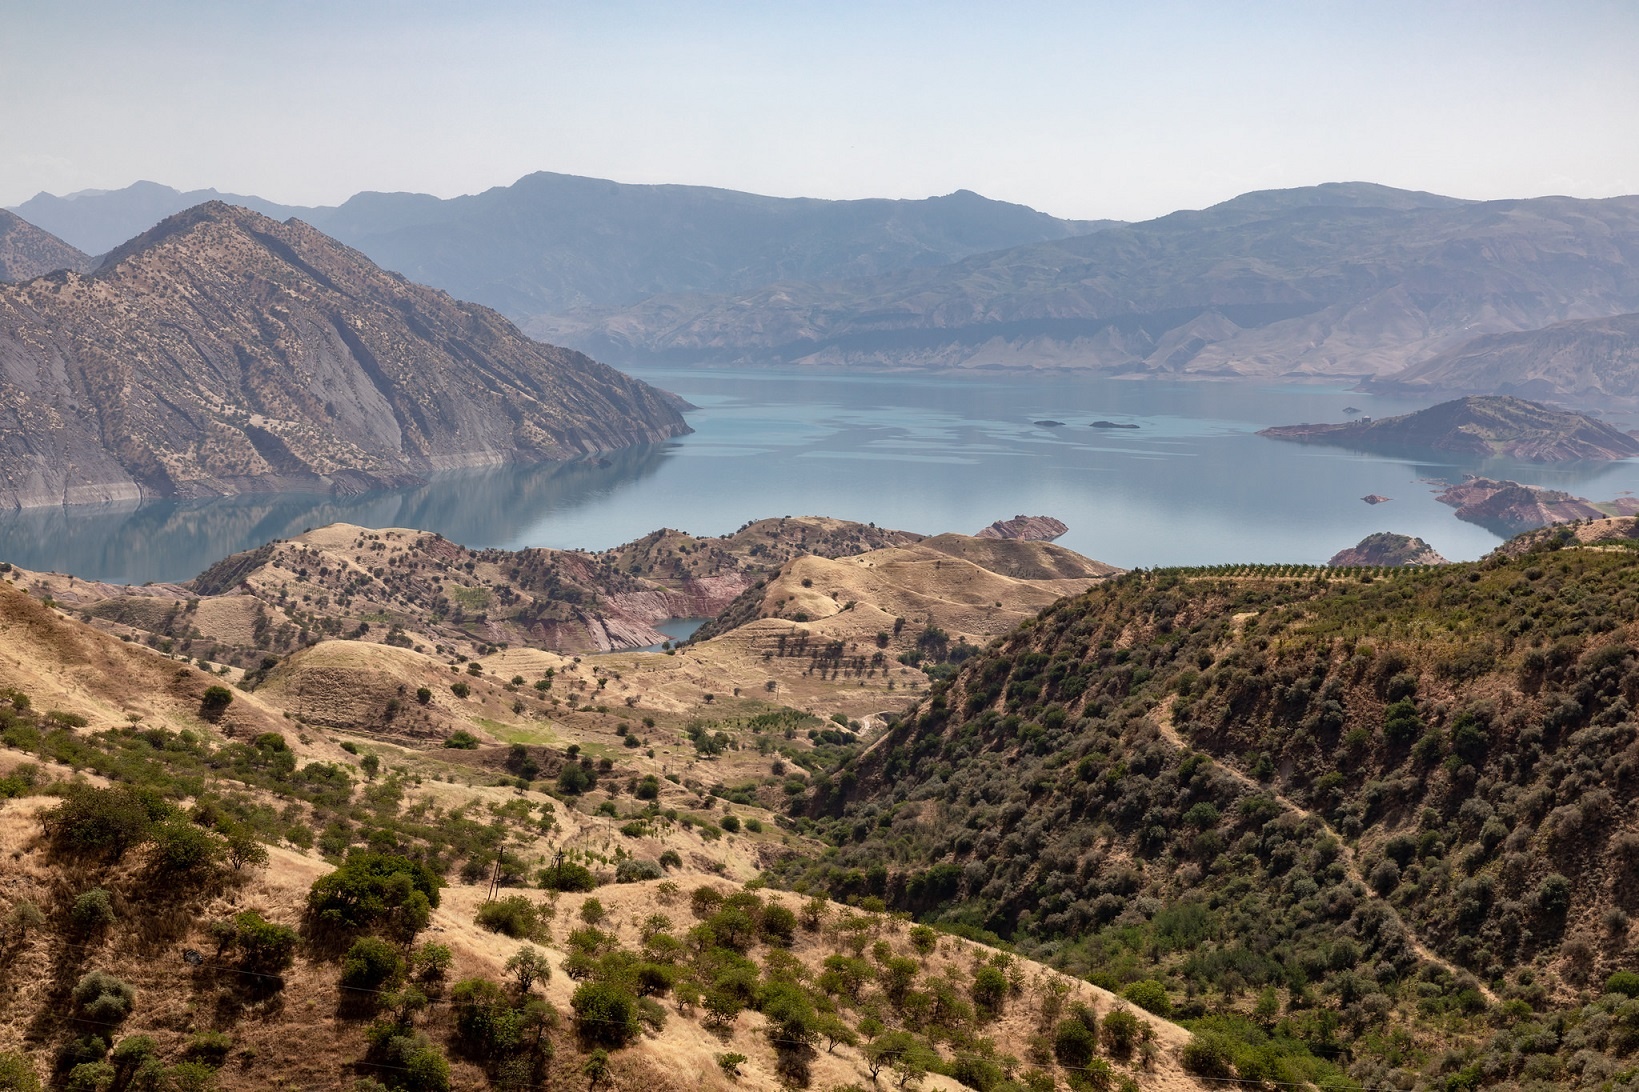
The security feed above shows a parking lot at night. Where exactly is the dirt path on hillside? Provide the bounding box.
[1153,695,1496,1003]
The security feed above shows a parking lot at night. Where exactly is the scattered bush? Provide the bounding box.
[72,971,135,1026]
[341,936,404,992]
[476,896,543,940]
[1122,979,1172,1016]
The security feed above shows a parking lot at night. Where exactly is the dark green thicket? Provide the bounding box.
[778,546,1639,1090]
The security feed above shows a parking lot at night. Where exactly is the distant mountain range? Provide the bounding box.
[13,175,1639,400]
[0,203,688,508]
[1371,311,1639,401]
[544,183,1639,382]
[8,173,1111,319]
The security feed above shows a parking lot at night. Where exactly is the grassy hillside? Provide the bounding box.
[783,534,1639,1090]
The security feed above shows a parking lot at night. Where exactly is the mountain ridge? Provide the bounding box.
[1373,311,1639,400]
[8,173,1114,321]
[0,201,689,509]
[542,188,1639,380]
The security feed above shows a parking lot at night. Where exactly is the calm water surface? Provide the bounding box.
[8,367,1639,584]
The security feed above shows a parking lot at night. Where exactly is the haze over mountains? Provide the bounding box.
[0,202,687,509]
[9,173,1110,318]
[555,184,1639,383]
[13,174,1639,402]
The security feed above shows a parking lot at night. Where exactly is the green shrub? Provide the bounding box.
[1180,1032,1236,1079]
[971,965,1009,1018]
[147,819,224,879]
[475,896,540,939]
[1101,1008,1143,1060]
[163,1062,217,1092]
[44,785,165,860]
[1052,1016,1099,1068]
[199,686,234,720]
[72,971,135,1025]
[1608,971,1639,998]
[556,763,593,795]
[70,889,116,934]
[571,981,639,1047]
[64,1062,114,1092]
[539,862,597,892]
[615,859,663,883]
[221,912,299,975]
[341,936,403,992]
[0,1051,41,1092]
[1122,979,1172,1016]
[307,851,442,938]
[182,1031,232,1065]
[443,730,479,749]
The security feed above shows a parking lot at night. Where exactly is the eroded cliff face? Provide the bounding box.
[0,202,690,509]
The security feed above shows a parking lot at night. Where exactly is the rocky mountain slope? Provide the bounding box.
[0,202,689,509]
[1325,532,1447,567]
[783,537,1639,1090]
[541,184,1639,379]
[9,174,1113,323]
[1375,311,1639,401]
[1257,395,1639,462]
[0,210,91,282]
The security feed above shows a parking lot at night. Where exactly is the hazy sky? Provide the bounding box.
[4,0,1637,221]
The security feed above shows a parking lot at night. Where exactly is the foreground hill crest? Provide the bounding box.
[0,201,689,508]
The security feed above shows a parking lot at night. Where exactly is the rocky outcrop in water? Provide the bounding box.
[1433,477,1639,535]
[0,203,690,508]
[976,515,1069,541]
[1327,533,1447,567]
[1259,396,1639,462]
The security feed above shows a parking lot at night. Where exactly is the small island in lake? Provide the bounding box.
[1034,419,1066,427]
[1090,420,1140,429]
[1328,532,1448,567]
[1258,395,1639,463]
[1362,494,1391,504]
[976,514,1069,541]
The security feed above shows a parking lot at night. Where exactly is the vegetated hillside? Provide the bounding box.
[0,211,92,282]
[781,540,1639,1090]
[0,202,689,509]
[1258,395,1639,462]
[0,560,1211,1092]
[9,174,1114,323]
[547,184,1639,379]
[1374,311,1639,402]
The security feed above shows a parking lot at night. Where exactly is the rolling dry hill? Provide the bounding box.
[0,541,1197,1092]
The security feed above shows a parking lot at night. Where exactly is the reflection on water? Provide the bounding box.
[0,445,672,584]
[7,367,1639,584]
